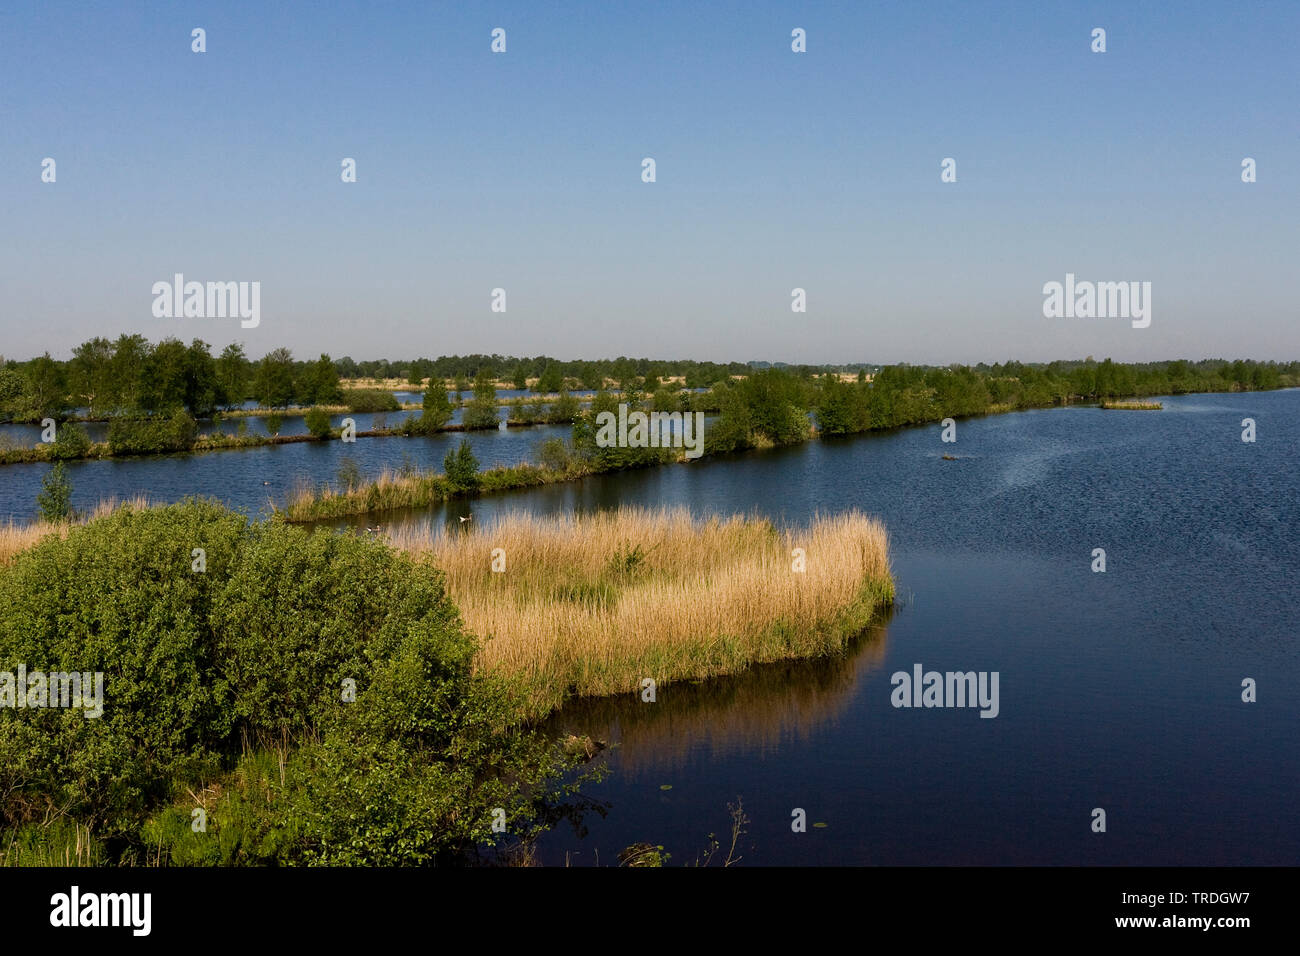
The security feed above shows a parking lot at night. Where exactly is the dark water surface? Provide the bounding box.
[4,391,1296,864]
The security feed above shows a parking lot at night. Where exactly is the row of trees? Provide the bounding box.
[0,338,344,421]
[568,358,1297,466]
[342,354,754,391]
[4,340,1295,427]
[810,359,1293,440]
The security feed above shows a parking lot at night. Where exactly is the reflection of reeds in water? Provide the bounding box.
[387,506,894,717]
[544,615,893,776]
[0,496,152,566]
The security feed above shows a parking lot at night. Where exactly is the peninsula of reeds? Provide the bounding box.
[387,507,894,716]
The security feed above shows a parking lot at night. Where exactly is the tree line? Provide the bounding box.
[0,337,342,422]
[2,338,1295,428]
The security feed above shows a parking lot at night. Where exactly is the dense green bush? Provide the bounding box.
[443,439,480,491]
[344,388,401,413]
[303,406,333,439]
[547,390,581,424]
[36,461,73,521]
[570,391,673,470]
[106,409,198,455]
[422,386,453,427]
[50,422,92,460]
[0,499,575,864]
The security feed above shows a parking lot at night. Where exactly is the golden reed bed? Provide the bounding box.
[387,507,893,715]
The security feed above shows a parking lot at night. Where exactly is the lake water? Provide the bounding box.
[3,390,1296,864]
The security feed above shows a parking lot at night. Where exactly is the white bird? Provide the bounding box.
[459,514,472,523]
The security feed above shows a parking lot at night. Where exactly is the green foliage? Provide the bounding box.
[50,423,91,461]
[0,500,578,865]
[534,364,564,394]
[462,370,500,430]
[443,439,480,491]
[420,385,454,432]
[216,343,250,409]
[253,347,296,408]
[344,389,401,413]
[264,413,283,436]
[106,409,198,455]
[303,407,333,439]
[606,542,649,579]
[36,462,73,521]
[548,390,580,424]
[551,580,617,611]
[298,354,344,406]
[619,843,671,867]
[536,437,574,473]
[570,391,671,471]
[0,500,247,836]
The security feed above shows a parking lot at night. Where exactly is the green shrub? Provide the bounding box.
[344,389,400,413]
[548,391,580,424]
[36,461,73,521]
[0,499,577,864]
[106,410,198,455]
[264,413,283,436]
[0,500,247,836]
[443,440,480,491]
[461,402,500,430]
[536,437,573,473]
[50,423,91,460]
[418,386,453,432]
[303,407,333,439]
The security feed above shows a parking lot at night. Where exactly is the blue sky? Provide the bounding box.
[1,0,1296,365]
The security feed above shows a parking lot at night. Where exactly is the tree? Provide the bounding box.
[69,338,114,416]
[420,384,453,432]
[140,337,190,411]
[108,334,150,411]
[184,339,222,417]
[254,348,296,408]
[37,462,73,521]
[443,439,480,491]
[549,390,580,424]
[51,422,92,460]
[535,364,564,394]
[26,353,68,419]
[511,365,529,390]
[815,375,859,435]
[216,343,251,409]
[0,368,29,421]
[298,354,343,406]
[304,407,333,439]
[462,369,499,429]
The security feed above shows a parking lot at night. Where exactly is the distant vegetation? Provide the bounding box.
[278,358,1298,522]
[1,341,1294,466]
[2,338,1291,426]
